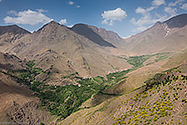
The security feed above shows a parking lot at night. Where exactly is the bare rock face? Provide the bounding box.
[0,25,30,52]
[0,52,25,73]
[6,100,52,125]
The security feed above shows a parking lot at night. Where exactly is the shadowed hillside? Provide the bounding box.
[71,24,116,48]
[163,14,187,29]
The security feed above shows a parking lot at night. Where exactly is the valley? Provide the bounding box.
[0,13,187,124]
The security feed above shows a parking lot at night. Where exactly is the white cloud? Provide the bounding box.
[135,7,155,15]
[131,13,155,26]
[4,9,53,25]
[169,0,185,6]
[7,10,17,15]
[68,1,74,5]
[164,7,177,16]
[37,9,48,13]
[76,5,80,8]
[0,0,2,2]
[130,18,136,25]
[152,0,166,6]
[101,8,127,26]
[130,13,168,32]
[135,7,146,14]
[181,3,187,10]
[147,6,155,12]
[59,19,67,24]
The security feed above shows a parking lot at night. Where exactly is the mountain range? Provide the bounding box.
[0,13,187,124]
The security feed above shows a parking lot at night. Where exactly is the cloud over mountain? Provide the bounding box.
[101,8,127,26]
[4,9,53,25]
[130,0,186,32]
[59,19,67,24]
[164,7,177,16]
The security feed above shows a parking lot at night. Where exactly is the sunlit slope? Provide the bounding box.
[125,14,187,55]
[59,65,187,125]
[6,21,131,79]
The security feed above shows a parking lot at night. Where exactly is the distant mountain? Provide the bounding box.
[0,25,30,35]
[5,21,130,80]
[125,13,187,55]
[163,14,187,29]
[0,25,30,52]
[71,24,116,48]
[88,25,126,47]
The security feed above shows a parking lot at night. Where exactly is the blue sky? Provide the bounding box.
[0,0,187,38]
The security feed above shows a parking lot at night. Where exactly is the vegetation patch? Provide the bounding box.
[119,52,171,67]
[113,67,187,125]
[7,60,134,119]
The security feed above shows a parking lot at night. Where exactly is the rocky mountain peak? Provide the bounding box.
[37,21,64,33]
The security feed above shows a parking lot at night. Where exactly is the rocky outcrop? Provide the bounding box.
[6,100,52,125]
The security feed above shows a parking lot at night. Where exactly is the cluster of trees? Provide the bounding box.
[8,60,106,118]
[8,60,136,119]
[123,52,170,67]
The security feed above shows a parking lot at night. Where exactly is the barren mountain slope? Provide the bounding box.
[6,21,131,79]
[125,14,187,55]
[59,59,187,125]
[0,25,30,52]
[0,52,54,124]
[88,25,126,47]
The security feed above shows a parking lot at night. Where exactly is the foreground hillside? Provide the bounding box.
[59,65,187,125]
[0,52,55,124]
